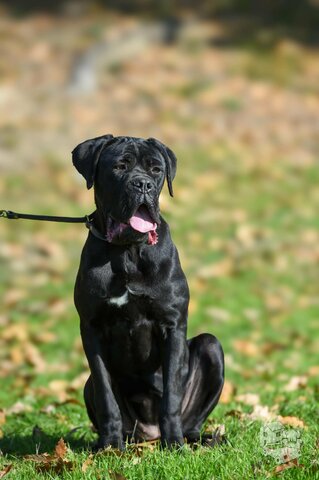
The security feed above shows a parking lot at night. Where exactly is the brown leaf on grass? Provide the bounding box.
[3,288,26,307]
[81,455,93,472]
[25,438,73,474]
[277,416,306,429]
[69,371,89,391]
[9,345,24,365]
[264,293,287,313]
[135,439,159,447]
[261,341,286,354]
[0,465,13,479]
[219,379,235,404]
[40,404,56,414]
[33,331,57,344]
[109,471,127,480]
[6,401,33,415]
[24,453,53,463]
[24,342,47,373]
[274,458,303,475]
[124,439,159,457]
[206,307,231,323]
[308,365,319,376]
[284,376,307,392]
[233,339,259,357]
[48,379,69,401]
[197,259,233,279]
[1,323,29,341]
[55,398,84,407]
[235,393,260,406]
[0,315,9,327]
[36,458,75,474]
[54,438,68,458]
[247,405,276,421]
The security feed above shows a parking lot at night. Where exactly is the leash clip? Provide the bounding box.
[0,210,19,219]
[85,214,93,230]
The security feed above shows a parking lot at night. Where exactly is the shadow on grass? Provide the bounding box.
[0,429,93,456]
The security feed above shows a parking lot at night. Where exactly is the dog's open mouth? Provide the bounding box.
[106,205,158,245]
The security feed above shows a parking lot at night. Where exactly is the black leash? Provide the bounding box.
[0,209,108,241]
[0,209,93,223]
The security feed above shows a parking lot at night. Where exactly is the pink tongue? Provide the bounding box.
[129,206,156,233]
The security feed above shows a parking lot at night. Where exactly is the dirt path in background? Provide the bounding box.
[0,12,318,171]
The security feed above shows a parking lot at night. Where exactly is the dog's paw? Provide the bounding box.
[160,436,184,450]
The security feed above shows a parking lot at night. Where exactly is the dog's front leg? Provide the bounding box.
[81,322,123,450]
[160,327,189,448]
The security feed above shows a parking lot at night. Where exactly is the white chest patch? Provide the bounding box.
[107,290,129,307]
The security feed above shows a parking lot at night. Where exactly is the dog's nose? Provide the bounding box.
[131,178,153,194]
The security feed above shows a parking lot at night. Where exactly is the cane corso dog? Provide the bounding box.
[72,134,224,450]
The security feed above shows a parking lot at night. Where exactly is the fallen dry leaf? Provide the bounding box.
[69,371,89,390]
[277,416,306,429]
[33,331,57,344]
[261,341,286,354]
[81,455,94,472]
[54,438,68,458]
[3,288,26,307]
[308,365,319,376]
[25,438,73,474]
[55,398,84,407]
[284,376,307,392]
[6,401,32,415]
[233,339,259,357]
[24,453,53,463]
[1,323,29,341]
[235,393,260,406]
[40,404,56,414]
[197,259,233,279]
[219,380,235,404]
[0,465,13,479]
[36,458,75,474]
[274,458,303,475]
[134,439,159,449]
[247,405,276,422]
[24,342,47,373]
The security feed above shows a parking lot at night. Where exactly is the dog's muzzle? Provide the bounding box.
[106,205,158,246]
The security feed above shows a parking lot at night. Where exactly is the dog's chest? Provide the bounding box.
[91,248,153,304]
[107,290,129,307]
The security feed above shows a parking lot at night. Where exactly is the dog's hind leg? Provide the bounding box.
[181,333,224,443]
[84,375,98,430]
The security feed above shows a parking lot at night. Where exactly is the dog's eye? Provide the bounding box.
[114,162,127,171]
[151,166,162,174]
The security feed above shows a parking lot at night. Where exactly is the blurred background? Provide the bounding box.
[0,0,318,455]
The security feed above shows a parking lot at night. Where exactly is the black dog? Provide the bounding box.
[72,134,224,450]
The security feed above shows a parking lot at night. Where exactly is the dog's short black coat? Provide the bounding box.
[72,134,224,449]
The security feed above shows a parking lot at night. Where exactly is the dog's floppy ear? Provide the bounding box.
[72,134,114,189]
[147,138,177,197]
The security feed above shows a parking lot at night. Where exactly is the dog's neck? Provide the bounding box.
[92,209,107,235]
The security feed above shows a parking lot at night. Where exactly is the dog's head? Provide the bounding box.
[72,134,177,245]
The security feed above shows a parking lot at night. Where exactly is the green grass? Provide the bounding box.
[0,145,318,479]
